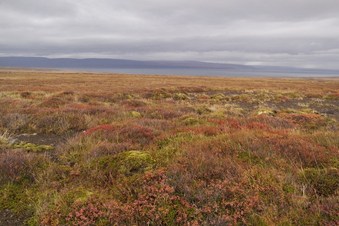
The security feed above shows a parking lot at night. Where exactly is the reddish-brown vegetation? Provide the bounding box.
[0,70,338,225]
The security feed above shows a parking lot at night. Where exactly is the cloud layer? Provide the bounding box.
[1,0,339,69]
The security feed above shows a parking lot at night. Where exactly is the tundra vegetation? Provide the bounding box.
[0,70,338,225]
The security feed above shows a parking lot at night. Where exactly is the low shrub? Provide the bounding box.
[301,168,339,197]
[36,112,87,134]
[0,150,46,184]
[89,142,131,158]
[39,96,68,108]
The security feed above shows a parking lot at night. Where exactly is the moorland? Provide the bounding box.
[0,69,338,225]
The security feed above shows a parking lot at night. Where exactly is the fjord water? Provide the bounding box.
[62,67,339,77]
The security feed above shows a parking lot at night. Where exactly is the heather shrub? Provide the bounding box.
[84,123,157,148]
[136,118,174,132]
[38,188,96,225]
[89,141,131,158]
[82,124,116,136]
[143,89,172,99]
[0,113,31,133]
[36,112,87,134]
[280,113,333,130]
[121,99,147,107]
[20,91,32,98]
[39,96,68,108]
[65,197,132,226]
[180,125,221,136]
[301,168,339,197]
[121,169,198,225]
[227,131,332,168]
[163,138,263,224]
[252,115,295,129]
[267,135,330,167]
[316,196,339,225]
[0,150,46,184]
[147,108,183,120]
[118,124,157,147]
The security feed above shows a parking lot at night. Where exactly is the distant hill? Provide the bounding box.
[0,56,338,76]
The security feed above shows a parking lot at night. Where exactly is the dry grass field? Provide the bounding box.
[0,69,338,225]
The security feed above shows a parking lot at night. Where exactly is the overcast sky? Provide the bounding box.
[1,0,339,69]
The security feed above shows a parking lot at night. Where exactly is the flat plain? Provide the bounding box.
[0,70,338,225]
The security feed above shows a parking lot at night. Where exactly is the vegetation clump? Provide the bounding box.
[97,150,155,178]
[130,111,142,118]
[301,167,338,197]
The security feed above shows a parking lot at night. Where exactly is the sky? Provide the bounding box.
[1,0,339,69]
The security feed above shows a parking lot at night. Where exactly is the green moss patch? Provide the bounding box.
[0,183,35,215]
[130,111,142,118]
[97,151,155,178]
[12,142,54,152]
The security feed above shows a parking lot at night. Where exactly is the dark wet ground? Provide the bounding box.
[0,209,28,226]
[13,132,76,146]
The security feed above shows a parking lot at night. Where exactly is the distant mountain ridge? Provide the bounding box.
[0,56,338,75]
[0,56,253,69]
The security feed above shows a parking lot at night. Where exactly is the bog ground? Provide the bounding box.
[0,70,338,225]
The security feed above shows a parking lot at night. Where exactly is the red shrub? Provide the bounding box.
[179,125,221,136]
[119,124,157,146]
[166,141,261,225]
[65,198,132,226]
[148,108,183,120]
[89,142,132,158]
[226,118,243,129]
[136,119,173,132]
[129,169,197,225]
[62,170,199,225]
[279,113,331,130]
[266,135,329,167]
[246,122,270,130]
[84,123,157,147]
[82,124,115,136]
[253,115,295,129]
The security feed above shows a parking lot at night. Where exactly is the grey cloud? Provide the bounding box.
[1,0,339,69]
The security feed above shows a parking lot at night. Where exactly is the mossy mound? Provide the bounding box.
[97,151,155,177]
